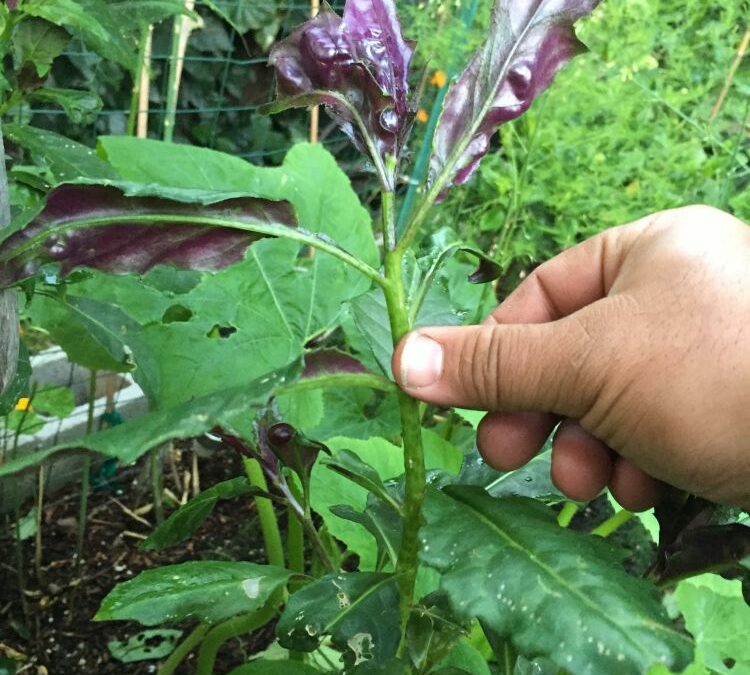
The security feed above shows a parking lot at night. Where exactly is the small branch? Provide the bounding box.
[591,509,633,538]
[710,27,750,121]
[157,623,209,675]
[557,501,579,528]
[243,457,285,569]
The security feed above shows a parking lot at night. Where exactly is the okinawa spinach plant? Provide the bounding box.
[3,0,747,673]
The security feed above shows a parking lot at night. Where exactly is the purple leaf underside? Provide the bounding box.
[266,0,414,161]
[302,349,369,378]
[0,184,296,286]
[431,0,601,191]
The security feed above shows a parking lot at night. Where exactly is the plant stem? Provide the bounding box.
[557,501,579,528]
[591,509,634,538]
[287,481,305,575]
[163,0,196,142]
[150,446,164,525]
[382,189,397,252]
[34,465,44,582]
[383,246,426,656]
[195,602,278,675]
[127,25,153,137]
[277,372,395,397]
[157,623,209,675]
[243,457,285,568]
[76,370,97,564]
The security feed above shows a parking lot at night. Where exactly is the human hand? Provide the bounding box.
[392,206,750,511]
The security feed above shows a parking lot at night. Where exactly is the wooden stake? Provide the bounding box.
[710,27,750,121]
[310,0,321,143]
[137,26,154,138]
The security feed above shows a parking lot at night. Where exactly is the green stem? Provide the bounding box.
[77,370,97,563]
[34,465,44,582]
[195,603,278,675]
[163,5,192,142]
[287,482,305,575]
[382,189,397,252]
[243,457,285,568]
[383,247,426,657]
[157,623,210,675]
[150,446,164,525]
[557,501,579,528]
[2,213,386,290]
[277,372,395,396]
[127,25,152,137]
[591,509,634,538]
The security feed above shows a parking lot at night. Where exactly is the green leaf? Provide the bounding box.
[277,572,400,667]
[32,386,74,419]
[310,434,461,570]
[141,477,261,551]
[276,388,325,430]
[29,88,102,123]
[228,661,323,675]
[107,629,183,663]
[23,0,137,70]
[13,506,37,541]
[330,497,401,570]
[96,561,292,626]
[322,449,403,514]
[109,0,196,27]
[5,124,118,184]
[431,638,492,675]
[306,386,400,441]
[0,361,298,477]
[672,576,750,675]
[12,17,70,77]
[421,487,694,674]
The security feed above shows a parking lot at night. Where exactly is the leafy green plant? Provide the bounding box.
[1,0,747,673]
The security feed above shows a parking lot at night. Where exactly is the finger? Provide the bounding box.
[550,422,613,502]
[393,317,604,417]
[608,458,664,512]
[477,411,557,471]
[487,213,654,325]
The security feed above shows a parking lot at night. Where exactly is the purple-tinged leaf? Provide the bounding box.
[0,184,296,287]
[302,349,368,378]
[263,1,414,171]
[430,0,601,192]
[6,0,18,10]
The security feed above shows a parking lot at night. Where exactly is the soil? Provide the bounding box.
[0,442,279,674]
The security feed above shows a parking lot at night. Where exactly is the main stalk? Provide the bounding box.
[382,194,427,655]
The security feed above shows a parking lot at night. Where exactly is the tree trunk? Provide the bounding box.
[0,124,19,394]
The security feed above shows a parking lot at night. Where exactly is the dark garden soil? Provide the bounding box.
[0,442,278,674]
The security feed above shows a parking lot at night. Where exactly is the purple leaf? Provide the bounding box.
[0,184,296,286]
[263,1,414,171]
[430,0,601,192]
[302,349,368,378]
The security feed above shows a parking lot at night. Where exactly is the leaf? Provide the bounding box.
[276,572,400,667]
[421,487,694,673]
[310,434,461,569]
[96,561,292,626]
[322,449,403,513]
[107,629,183,663]
[264,1,414,168]
[32,386,74,418]
[672,576,750,675]
[432,638,493,675]
[0,341,31,416]
[109,0,196,28]
[141,477,262,550]
[12,17,69,78]
[23,0,137,70]
[0,184,296,287]
[5,124,118,184]
[0,361,298,477]
[228,661,323,675]
[430,0,602,191]
[29,88,102,123]
[330,499,401,570]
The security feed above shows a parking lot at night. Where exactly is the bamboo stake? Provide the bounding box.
[309,0,321,143]
[710,27,750,121]
[137,26,154,138]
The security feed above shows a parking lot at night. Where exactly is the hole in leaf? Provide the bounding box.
[724,659,736,669]
[207,324,237,339]
[162,305,193,323]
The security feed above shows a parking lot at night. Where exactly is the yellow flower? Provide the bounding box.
[416,109,429,123]
[431,70,447,88]
[15,397,31,412]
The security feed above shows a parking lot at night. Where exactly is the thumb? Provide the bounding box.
[392,319,601,417]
